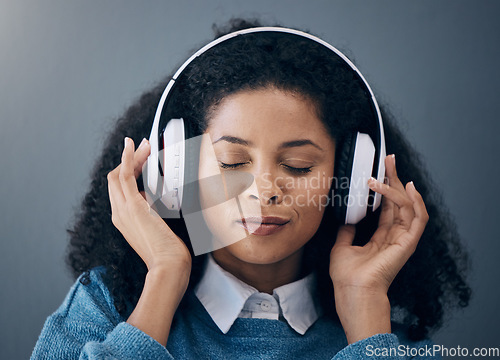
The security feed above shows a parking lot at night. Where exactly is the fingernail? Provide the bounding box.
[408,181,415,190]
[139,137,147,149]
[124,137,130,149]
[391,154,396,165]
[368,177,377,185]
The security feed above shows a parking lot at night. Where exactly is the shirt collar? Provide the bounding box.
[194,254,322,335]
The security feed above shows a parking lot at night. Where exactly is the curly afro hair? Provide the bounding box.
[66,18,471,341]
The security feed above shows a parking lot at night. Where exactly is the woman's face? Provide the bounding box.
[198,87,335,265]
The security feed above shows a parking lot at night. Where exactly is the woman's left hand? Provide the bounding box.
[329,154,429,343]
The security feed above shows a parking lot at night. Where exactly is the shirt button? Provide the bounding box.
[260,300,272,311]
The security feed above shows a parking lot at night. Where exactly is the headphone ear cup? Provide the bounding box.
[179,118,201,216]
[345,132,375,224]
[332,132,376,224]
[332,133,356,223]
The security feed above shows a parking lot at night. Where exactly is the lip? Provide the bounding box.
[236,216,291,236]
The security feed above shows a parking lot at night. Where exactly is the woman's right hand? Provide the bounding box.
[107,137,192,273]
[108,137,191,345]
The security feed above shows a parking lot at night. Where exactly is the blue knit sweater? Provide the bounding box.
[31,267,440,359]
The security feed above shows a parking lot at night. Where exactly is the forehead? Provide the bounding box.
[206,88,334,148]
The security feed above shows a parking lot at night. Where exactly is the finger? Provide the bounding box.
[120,137,142,201]
[108,177,124,224]
[377,187,394,228]
[133,138,151,178]
[406,181,429,242]
[368,177,413,210]
[385,154,405,193]
[369,177,415,228]
[382,155,403,221]
[107,166,126,228]
[334,225,356,247]
[107,138,148,202]
[107,162,125,201]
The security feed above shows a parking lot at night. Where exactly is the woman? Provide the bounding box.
[31,19,470,359]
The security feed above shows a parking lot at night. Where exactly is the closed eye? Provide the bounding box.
[219,162,249,169]
[283,165,313,174]
[219,162,312,175]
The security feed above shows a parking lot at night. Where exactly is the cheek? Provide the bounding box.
[198,189,253,251]
[285,170,333,235]
[198,132,225,211]
[288,170,333,210]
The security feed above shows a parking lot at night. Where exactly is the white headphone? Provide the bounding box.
[146,26,386,224]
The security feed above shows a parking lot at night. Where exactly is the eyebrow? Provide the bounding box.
[212,135,324,151]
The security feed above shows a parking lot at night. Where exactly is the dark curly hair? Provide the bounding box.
[66,18,471,341]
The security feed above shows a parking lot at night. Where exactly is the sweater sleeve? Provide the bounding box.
[332,332,442,360]
[30,268,175,360]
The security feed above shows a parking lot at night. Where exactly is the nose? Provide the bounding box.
[244,167,284,206]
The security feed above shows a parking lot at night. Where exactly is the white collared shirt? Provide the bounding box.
[194,254,322,335]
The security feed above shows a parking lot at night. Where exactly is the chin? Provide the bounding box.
[218,238,303,265]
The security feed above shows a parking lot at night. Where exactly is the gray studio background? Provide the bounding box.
[1,1,499,359]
